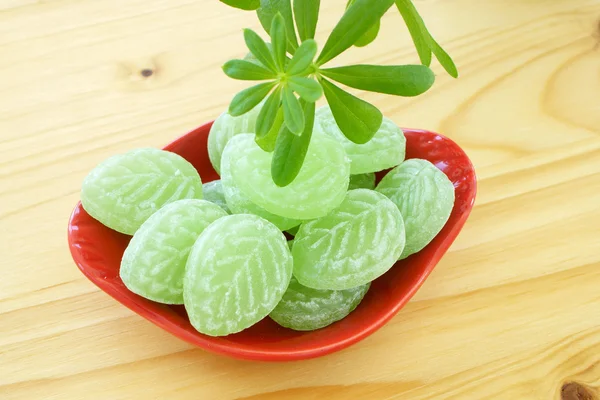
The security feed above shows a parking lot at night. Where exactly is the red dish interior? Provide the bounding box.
[67,122,477,362]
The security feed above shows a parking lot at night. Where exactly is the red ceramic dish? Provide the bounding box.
[68,122,476,362]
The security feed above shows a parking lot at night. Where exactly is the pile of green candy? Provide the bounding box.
[80,104,455,337]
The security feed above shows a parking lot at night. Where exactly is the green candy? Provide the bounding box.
[184,214,293,336]
[227,133,350,220]
[376,159,455,259]
[314,106,406,174]
[208,103,262,174]
[293,189,405,290]
[348,173,376,190]
[221,141,301,230]
[81,148,203,235]
[120,199,227,304]
[202,180,230,213]
[270,276,370,331]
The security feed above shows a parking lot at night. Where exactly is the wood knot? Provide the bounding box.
[140,68,154,78]
[562,382,596,400]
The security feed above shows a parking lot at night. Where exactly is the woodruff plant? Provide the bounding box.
[220,0,457,187]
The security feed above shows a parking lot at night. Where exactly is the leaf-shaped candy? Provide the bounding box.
[228,133,350,220]
[270,276,370,331]
[221,139,301,230]
[376,159,455,259]
[120,199,227,304]
[314,105,405,174]
[81,148,203,235]
[184,214,293,336]
[208,102,263,174]
[293,189,405,290]
[202,180,231,214]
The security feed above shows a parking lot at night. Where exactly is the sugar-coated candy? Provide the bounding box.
[207,103,262,174]
[220,139,301,230]
[184,214,293,336]
[227,133,350,220]
[376,159,455,259]
[270,276,370,331]
[293,189,405,290]
[348,173,376,190]
[202,180,230,214]
[314,106,406,174]
[81,148,202,235]
[120,199,227,304]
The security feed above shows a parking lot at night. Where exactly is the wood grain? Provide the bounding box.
[1,0,600,399]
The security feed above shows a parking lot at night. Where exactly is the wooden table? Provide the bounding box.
[2,1,600,399]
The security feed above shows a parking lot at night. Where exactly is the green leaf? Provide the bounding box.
[430,37,458,78]
[294,0,320,41]
[220,0,260,10]
[317,0,394,65]
[270,14,287,71]
[354,19,380,47]
[243,41,272,66]
[222,59,277,80]
[257,0,299,53]
[345,0,380,47]
[229,81,276,116]
[286,39,317,76]
[319,77,382,144]
[394,0,458,78]
[256,86,283,137]
[288,76,322,102]
[271,100,315,186]
[244,42,295,70]
[256,107,284,152]
[282,86,305,135]
[321,64,434,97]
[244,29,278,72]
[394,0,431,66]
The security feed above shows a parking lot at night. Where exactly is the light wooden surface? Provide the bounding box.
[1,0,600,399]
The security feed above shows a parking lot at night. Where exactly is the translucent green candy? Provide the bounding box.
[314,106,406,174]
[293,189,405,290]
[348,173,376,190]
[227,133,350,220]
[207,103,262,174]
[270,276,370,331]
[81,148,203,235]
[202,180,230,214]
[184,214,293,336]
[220,139,301,230]
[120,200,227,304]
[376,159,455,259]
